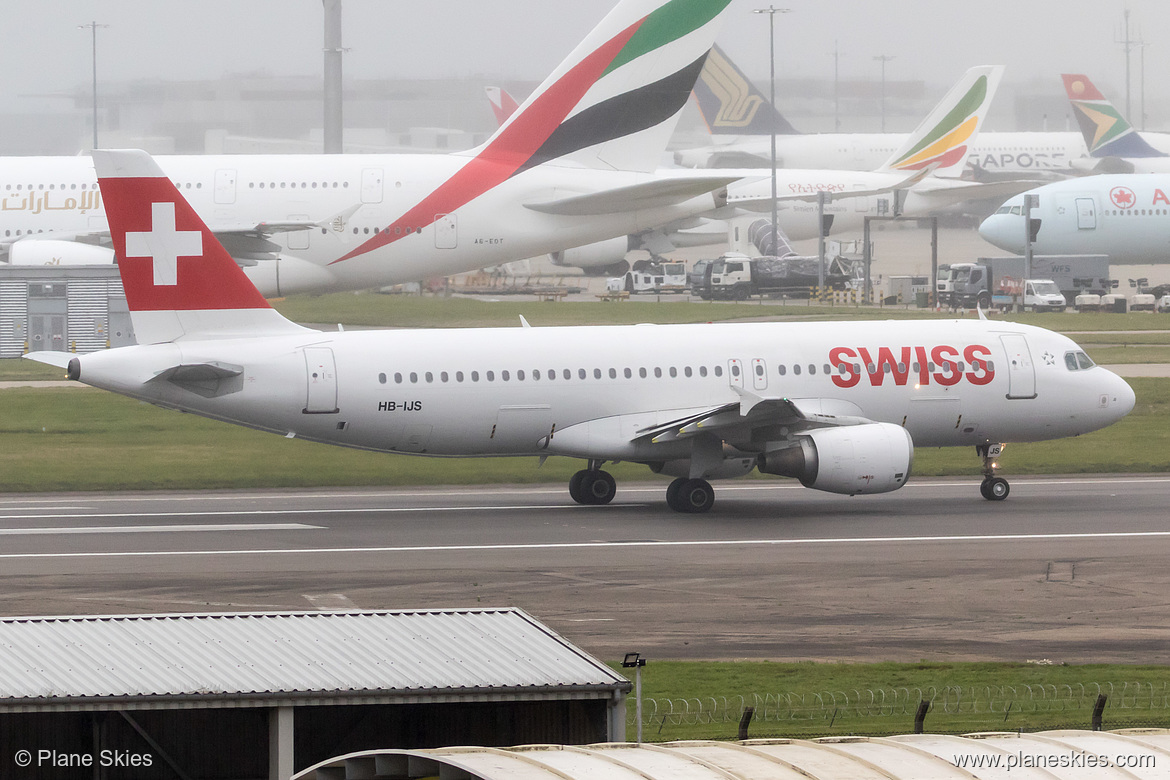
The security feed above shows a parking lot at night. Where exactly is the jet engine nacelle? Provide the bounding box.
[7,240,115,266]
[242,254,339,298]
[759,422,913,495]
[549,236,631,276]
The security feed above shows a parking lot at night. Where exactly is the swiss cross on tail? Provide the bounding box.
[125,202,202,286]
[94,149,270,313]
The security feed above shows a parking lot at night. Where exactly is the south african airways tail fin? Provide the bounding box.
[92,149,307,345]
[877,65,1003,179]
[1062,73,1167,158]
[692,43,800,136]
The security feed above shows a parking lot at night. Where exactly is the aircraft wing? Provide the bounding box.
[523,174,743,216]
[634,393,871,446]
[3,204,362,265]
[907,178,1046,209]
[726,169,931,211]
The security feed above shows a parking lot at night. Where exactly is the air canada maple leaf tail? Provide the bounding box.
[94,149,307,345]
[879,65,1004,178]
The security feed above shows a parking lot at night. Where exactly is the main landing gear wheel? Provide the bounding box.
[666,478,715,513]
[981,477,1010,501]
[976,443,1010,501]
[569,469,616,505]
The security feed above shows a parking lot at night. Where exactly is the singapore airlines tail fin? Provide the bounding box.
[92,149,308,345]
[1062,73,1167,158]
[692,43,800,136]
[470,0,734,174]
[878,65,1004,178]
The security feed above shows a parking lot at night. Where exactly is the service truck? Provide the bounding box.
[936,255,1109,311]
[701,252,850,300]
[607,261,688,294]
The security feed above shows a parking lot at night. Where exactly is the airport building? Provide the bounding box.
[0,609,631,780]
[0,264,132,358]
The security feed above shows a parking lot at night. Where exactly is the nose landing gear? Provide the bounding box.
[977,443,1010,501]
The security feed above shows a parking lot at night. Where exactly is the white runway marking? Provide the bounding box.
[0,506,610,522]
[4,529,1170,560]
[0,523,321,536]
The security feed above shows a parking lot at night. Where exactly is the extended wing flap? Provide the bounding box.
[523,175,741,216]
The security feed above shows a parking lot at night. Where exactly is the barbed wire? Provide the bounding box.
[628,682,1170,727]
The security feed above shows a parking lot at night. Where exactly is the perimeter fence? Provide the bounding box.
[630,682,1170,737]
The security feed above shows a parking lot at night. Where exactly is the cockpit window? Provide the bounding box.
[995,206,1011,215]
[1065,351,1096,370]
[1065,352,1079,371]
[1010,206,1022,215]
[1076,351,1095,369]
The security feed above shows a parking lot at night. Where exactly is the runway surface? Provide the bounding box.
[3,476,1170,663]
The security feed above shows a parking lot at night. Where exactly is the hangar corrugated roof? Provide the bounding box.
[293,731,1170,780]
[0,608,628,711]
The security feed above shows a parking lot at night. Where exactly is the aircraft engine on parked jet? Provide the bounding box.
[549,236,631,277]
[759,423,913,495]
[6,239,115,266]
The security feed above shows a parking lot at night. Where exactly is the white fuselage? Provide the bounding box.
[0,155,724,295]
[676,131,1099,175]
[71,319,1133,462]
[979,174,1170,263]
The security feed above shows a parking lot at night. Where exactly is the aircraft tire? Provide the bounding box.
[669,478,715,513]
[982,477,1010,501]
[569,470,589,504]
[581,470,616,505]
[665,477,687,509]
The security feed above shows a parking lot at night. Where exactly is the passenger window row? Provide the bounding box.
[373,360,993,385]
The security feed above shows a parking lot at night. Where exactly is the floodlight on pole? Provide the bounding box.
[621,653,647,743]
[873,54,895,132]
[78,21,109,150]
[752,6,792,259]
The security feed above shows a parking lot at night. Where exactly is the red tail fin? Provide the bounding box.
[94,149,305,343]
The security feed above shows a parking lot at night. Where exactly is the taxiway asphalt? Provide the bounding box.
[3,476,1169,662]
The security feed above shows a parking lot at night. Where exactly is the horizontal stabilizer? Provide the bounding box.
[23,351,74,369]
[524,174,740,216]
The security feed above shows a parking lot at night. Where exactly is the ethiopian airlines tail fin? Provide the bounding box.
[878,65,1004,179]
[692,44,800,136]
[93,149,309,345]
[1062,73,1167,158]
[470,0,734,174]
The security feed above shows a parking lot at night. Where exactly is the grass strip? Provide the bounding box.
[611,661,1170,741]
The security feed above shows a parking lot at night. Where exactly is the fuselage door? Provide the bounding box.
[304,347,339,414]
[727,358,744,389]
[360,168,384,204]
[750,358,768,390]
[214,169,237,205]
[1075,197,1097,230]
[435,213,457,249]
[999,334,1037,399]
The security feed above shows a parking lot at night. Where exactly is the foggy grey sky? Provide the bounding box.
[3,1,1169,128]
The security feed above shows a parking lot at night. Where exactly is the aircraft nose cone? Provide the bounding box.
[978,214,1018,252]
[1113,374,1136,419]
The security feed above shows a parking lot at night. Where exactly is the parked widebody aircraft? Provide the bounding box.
[1062,73,1170,173]
[979,174,1170,264]
[26,150,1134,512]
[675,45,1086,180]
[0,0,742,295]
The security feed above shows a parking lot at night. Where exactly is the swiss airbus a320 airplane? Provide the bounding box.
[28,151,1135,513]
[1,0,742,296]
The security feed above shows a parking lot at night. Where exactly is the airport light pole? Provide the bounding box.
[752,5,791,257]
[78,21,108,150]
[621,653,647,743]
[873,54,895,133]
